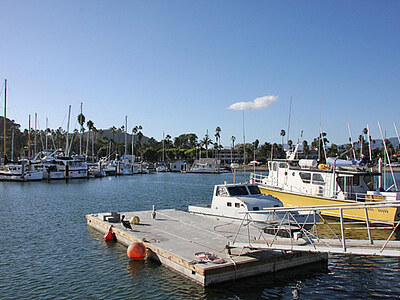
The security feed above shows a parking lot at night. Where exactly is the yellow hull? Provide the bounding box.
[259,186,400,225]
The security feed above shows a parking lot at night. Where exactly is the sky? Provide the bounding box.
[1,1,400,147]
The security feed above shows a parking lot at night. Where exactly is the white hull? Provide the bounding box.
[0,170,43,181]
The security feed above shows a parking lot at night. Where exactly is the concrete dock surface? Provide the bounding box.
[86,209,327,286]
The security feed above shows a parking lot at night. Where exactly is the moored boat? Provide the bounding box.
[0,160,43,181]
[251,158,400,225]
[188,182,318,229]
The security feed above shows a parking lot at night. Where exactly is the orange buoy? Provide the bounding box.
[104,226,117,241]
[127,242,146,260]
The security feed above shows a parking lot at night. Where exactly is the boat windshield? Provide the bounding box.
[227,186,249,196]
[248,186,261,195]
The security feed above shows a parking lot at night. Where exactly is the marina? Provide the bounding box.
[2,2,400,297]
[2,172,400,298]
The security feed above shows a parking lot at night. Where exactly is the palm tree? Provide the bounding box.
[133,125,143,160]
[230,136,236,163]
[215,126,221,160]
[87,120,94,161]
[280,129,286,150]
[302,140,309,158]
[77,113,85,155]
[200,133,212,160]
[165,134,172,160]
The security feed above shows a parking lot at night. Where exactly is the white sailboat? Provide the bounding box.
[0,83,43,181]
[156,131,168,172]
[187,131,221,174]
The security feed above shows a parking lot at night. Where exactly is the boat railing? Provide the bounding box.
[228,201,400,257]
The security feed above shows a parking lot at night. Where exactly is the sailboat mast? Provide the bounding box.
[45,117,48,150]
[28,115,31,161]
[347,123,357,160]
[11,129,14,161]
[34,113,37,157]
[124,116,127,157]
[3,79,6,161]
[367,124,373,163]
[66,105,71,156]
[162,131,165,162]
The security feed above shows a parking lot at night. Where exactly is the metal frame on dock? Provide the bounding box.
[228,201,400,257]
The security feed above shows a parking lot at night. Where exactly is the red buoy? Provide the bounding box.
[127,242,146,260]
[104,226,117,241]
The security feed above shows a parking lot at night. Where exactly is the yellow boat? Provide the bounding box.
[251,159,400,225]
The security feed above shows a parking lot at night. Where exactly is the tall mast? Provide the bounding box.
[34,113,37,157]
[80,102,83,156]
[45,117,48,150]
[3,79,6,161]
[28,115,31,161]
[347,123,357,160]
[162,131,165,162]
[367,124,372,163]
[205,130,209,161]
[66,105,71,156]
[124,116,127,157]
[11,129,14,161]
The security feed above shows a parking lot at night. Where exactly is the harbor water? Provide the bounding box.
[1,172,400,299]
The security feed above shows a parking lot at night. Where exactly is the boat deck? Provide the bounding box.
[86,209,327,286]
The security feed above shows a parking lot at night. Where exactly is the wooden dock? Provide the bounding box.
[86,209,327,286]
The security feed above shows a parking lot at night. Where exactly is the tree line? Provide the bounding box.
[1,116,399,164]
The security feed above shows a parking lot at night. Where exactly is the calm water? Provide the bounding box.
[1,172,400,299]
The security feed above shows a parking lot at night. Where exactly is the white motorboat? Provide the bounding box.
[188,182,318,229]
[41,150,88,179]
[116,158,133,175]
[156,164,168,172]
[0,161,43,181]
[186,158,221,174]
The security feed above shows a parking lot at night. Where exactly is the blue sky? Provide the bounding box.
[1,1,400,147]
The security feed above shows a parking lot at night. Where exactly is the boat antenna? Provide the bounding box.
[378,121,397,190]
[320,124,327,162]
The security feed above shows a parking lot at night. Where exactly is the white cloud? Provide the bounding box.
[228,95,278,111]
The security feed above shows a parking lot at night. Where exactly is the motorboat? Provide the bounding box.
[156,164,168,172]
[188,182,318,230]
[0,160,43,181]
[40,150,88,179]
[116,158,133,175]
[186,158,221,174]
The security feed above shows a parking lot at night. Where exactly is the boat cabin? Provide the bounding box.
[255,159,380,201]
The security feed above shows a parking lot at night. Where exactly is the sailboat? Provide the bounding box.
[186,130,221,174]
[0,84,43,181]
[156,131,168,172]
[117,116,133,175]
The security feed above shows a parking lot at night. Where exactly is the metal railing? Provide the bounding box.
[227,201,400,257]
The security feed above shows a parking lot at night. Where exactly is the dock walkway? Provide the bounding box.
[86,209,327,286]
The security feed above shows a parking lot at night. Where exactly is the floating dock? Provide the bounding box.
[86,209,327,286]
